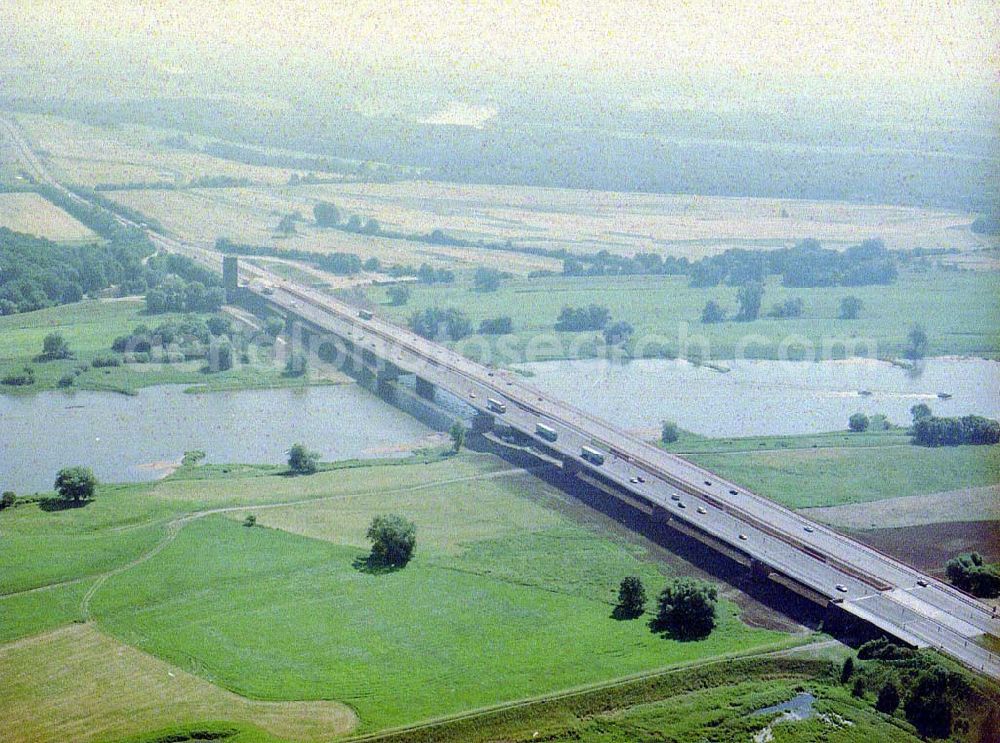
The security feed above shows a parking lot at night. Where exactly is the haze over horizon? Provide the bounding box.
[3,1,998,115]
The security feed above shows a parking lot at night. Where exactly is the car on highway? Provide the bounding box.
[804,526,815,533]
[738,533,748,541]
[697,506,707,514]
[836,584,849,593]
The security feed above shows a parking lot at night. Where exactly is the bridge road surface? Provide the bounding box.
[3,114,999,680]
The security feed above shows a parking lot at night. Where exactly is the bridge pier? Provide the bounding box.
[415,376,436,401]
[472,411,494,434]
[376,363,400,398]
[223,255,239,303]
[750,558,772,581]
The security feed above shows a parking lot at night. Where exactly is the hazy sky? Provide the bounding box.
[3,0,998,108]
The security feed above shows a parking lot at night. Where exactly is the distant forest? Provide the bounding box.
[3,96,996,212]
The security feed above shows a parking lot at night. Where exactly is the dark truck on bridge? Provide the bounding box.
[487,398,507,414]
[580,446,606,466]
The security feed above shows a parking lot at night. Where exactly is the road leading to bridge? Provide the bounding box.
[4,113,998,680]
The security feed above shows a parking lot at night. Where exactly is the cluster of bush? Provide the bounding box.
[562,251,691,278]
[840,638,975,738]
[478,316,512,335]
[111,316,234,364]
[1,366,35,386]
[691,239,897,289]
[93,175,254,191]
[216,237,455,284]
[555,304,611,331]
[409,307,472,341]
[145,275,226,314]
[911,414,1000,447]
[945,552,1000,598]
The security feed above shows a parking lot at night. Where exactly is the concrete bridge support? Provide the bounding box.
[223,255,239,303]
[376,362,401,398]
[472,411,494,434]
[415,376,436,401]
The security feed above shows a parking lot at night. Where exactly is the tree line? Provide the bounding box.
[563,239,898,289]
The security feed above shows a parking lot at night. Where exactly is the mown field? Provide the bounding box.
[370,268,1000,362]
[107,186,561,275]
[0,452,800,740]
[0,299,340,394]
[659,429,1000,512]
[292,180,995,256]
[0,191,97,241]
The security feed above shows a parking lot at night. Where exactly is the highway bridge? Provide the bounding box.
[3,114,999,680]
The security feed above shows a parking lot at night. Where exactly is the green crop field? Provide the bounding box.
[0,299,343,394]
[677,432,1000,510]
[0,453,800,739]
[369,268,1000,362]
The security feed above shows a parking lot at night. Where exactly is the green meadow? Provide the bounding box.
[0,452,800,738]
[369,268,1000,362]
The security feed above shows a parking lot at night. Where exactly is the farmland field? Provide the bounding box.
[293,180,995,257]
[107,185,562,274]
[0,453,799,738]
[0,191,97,241]
[14,112,302,188]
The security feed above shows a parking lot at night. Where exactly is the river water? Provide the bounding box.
[3,357,997,493]
[514,357,1000,438]
[0,383,436,494]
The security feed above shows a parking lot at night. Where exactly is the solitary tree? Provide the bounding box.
[875,681,900,714]
[848,412,870,432]
[473,267,503,292]
[840,656,855,683]
[313,201,341,227]
[651,578,717,639]
[701,300,726,324]
[851,677,866,698]
[910,403,932,424]
[735,282,764,321]
[41,333,72,360]
[449,421,466,453]
[287,443,319,475]
[614,576,647,619]
[366,514,417,567]
[903,667,955,738]
[839,295,863,320]
[603,320,634,346]
[661,420,680,444]
[387,284,411,306]
[905,324,929,361]
[54,466,97,503]
[1,491,15,510]
[243,514,257,528]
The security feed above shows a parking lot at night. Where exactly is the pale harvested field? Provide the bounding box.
[15,112,300,187]
[803,484,1000,530]
[0,192,96,241]
[0,623,357,743]
[295,180,994,258]
[108,186,562,274]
